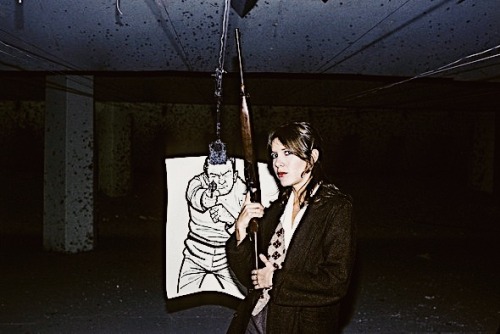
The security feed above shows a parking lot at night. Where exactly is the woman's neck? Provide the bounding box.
[292,176,312,207]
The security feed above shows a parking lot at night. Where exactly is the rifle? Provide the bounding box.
[235,28,260,270]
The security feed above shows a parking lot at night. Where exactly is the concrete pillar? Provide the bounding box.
[469,112,495,194]
[97,103,132,197]
[43,75,94,253]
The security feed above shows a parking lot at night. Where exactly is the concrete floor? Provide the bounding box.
[1,171,499,333]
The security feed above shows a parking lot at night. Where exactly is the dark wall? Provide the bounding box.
[0,73,496,194]
[0,74,497,241]
[0,100,476,180]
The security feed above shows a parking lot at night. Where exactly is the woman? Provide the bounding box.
[226,121,355,334]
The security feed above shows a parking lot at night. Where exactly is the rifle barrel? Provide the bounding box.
[236,28,260,270]
[235,28,245,90]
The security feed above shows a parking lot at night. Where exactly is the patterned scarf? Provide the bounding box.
[251,221,286,316]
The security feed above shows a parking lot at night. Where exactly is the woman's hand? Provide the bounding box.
[251,254,275,289]
[235,192,264,244]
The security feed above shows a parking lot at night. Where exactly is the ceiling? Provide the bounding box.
[0,0,499,108]
[0,0,498,77]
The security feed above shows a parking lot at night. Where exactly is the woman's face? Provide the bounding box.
[270,138,311,191]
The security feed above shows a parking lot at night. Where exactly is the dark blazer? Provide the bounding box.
[226,185,355,334]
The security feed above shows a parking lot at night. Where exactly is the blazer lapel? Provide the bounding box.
[282,198,330,269]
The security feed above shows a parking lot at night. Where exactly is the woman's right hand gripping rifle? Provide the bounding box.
[235,191,264,245]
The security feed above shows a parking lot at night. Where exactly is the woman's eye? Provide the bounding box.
[270,152,278,159]
[284,150,292,156]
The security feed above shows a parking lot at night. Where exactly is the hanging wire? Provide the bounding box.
[207,0,231,165]
[0,30,80,70]
[0,34,127,102]
[214,0,231,140]
[315,0,412,73]
[0,21,110,89]
[0,0,203,105]
[156,0,193,72]
[280,0,497,107]
[339,43,500,103]
[116,0,123,16]
[412,44,500,79]
[279,0,412,103]
[1,0,198,102]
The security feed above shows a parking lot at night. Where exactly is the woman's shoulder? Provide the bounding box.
[317,183,353,206]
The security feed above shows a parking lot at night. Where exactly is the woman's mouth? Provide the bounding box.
[277,171,287,178]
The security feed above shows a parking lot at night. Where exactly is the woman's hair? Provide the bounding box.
[267,121,329,206]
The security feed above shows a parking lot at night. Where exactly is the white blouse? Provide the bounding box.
[280,185,320,251]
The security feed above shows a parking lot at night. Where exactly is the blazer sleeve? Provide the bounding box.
[271,196,356,307]
[226,233,254,289]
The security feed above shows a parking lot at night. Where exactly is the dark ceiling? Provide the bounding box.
[0,0,499,109]
[1,0,499,78]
